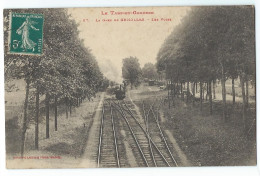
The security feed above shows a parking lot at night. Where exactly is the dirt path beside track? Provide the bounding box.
[80,92,105,167]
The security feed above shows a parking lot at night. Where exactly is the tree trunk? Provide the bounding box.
[21,79,30,157]
[186,81,190,103]
[181,82,183,100]
[206,82,208,101]
[66,98,68,119]
[232,77,235,105]
[170,79,173,100]
[202,83,205,100]
[167,80,170,108]
[200,81,203,111]
[245,76,249,108]
[213,80,216,99]
[221,67,227,121]
[192,82,195,105]
[172,81,175,107]
[173,82,176,97]
[240,75,247,133]
[54,96,58,131]
[45,93,50,139]
[176,82,179,98]
[35,86,39,150]
[69,101,72,115]
[192,82,195,97]
[209,80,212,115]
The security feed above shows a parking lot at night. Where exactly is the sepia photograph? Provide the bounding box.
[3,6,256,169]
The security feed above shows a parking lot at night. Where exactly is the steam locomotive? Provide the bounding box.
[114,84,126,100]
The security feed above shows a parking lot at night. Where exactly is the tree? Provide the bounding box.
[156,6,255,125]
[122,56,142,89]
[142,63,158,80]
[4,8,104,156]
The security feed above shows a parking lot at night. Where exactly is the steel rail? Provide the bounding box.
[142,101,157,167]
[150,98,178,166]
[109,102,121,167]
[114,101,150,167]
[97,104,105,167]
[150,105,178,167]
[122,100,170,167]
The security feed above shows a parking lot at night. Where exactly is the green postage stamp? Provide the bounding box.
[9,13,44,55]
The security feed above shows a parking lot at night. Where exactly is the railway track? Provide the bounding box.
[126,98,178,166]
[96,97,178,167]
[142,101,156,166]
[97,102,127,167]
[111,100,173,167]
[143,100,178,167]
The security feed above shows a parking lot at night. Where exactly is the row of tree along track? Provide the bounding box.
[96,97,179,167]
[4,9,110,157]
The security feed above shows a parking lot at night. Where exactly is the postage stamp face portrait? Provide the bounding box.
[9,13,44,55]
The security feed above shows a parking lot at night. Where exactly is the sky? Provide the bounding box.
[68,7,190,83]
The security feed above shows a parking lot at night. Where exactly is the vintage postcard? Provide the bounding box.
[4,6,256,169]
